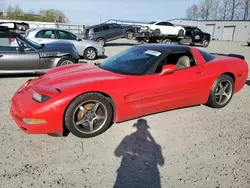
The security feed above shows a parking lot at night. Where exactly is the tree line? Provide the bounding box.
[186,0,250,20]
[3,5,68,23]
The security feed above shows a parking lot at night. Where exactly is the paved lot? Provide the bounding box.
[0,39,250,188]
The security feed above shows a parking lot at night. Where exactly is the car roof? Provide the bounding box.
[85,23,115,29]
[134,43,190,53]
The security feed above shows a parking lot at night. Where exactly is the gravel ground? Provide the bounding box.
[0,39,250,188]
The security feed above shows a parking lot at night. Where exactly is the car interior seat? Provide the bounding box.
[176,56,191,70]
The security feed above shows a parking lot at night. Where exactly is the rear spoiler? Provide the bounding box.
[211,52,245,60]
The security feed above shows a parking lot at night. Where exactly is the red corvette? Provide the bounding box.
[10,44,249,138]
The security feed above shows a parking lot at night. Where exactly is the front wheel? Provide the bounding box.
[125,30,134,39]
[84,47,97,60]
[206,74,234,108]
[64,93,114,138]
[57,57,75,66]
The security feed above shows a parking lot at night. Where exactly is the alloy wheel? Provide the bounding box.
[73,100,108,134]
[86,49,96,60]
[214,80,233,105]
[60,60,74,65]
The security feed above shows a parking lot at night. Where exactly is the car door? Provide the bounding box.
[31,29,57,44]
[110,23,124,38]
[141,50,207,116]
[155,22,172,35]
[0,36,40,71]
[100,24,114,41]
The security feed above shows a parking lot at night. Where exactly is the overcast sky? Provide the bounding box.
[4,0,200,25]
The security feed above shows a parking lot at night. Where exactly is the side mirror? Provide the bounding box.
[160,64,176,75]
[76,37,82,41]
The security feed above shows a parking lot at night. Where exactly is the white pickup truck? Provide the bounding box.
[139,21,186,37]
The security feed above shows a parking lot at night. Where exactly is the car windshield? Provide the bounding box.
[21,36,42,49]
[99,46,163,75]
[148,21,156,24]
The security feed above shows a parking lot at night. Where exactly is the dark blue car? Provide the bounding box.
[84,23,139,46]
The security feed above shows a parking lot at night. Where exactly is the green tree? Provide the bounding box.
[38,9,68,23]
[5,5,68,23]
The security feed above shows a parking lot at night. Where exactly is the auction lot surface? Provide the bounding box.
[0,39,250,188]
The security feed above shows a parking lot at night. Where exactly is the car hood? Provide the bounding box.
[82,39,101,47]
[38,41,75,51]
[27,64,124,91]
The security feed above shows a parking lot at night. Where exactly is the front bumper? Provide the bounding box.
[10,81,64,134]
[96,46,105,56]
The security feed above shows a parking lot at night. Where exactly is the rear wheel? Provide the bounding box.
[162,38,172,44]
[64,93,114,138]
[206,74,234,108]
[154,29,161,36]
[84,47,97,60]
[202,39,209,47]
[97,38,105,46]
[125,30,134,39]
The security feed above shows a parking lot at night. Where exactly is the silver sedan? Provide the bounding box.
[25,28,105,60]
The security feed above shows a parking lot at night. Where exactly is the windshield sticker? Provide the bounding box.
[145,50,161,56]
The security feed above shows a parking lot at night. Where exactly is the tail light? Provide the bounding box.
[9,38,15,43]
[88,35,93,39]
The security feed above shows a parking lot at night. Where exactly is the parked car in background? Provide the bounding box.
[0,25,79,75]
[183,26,211,47]
[139,21,186,36]
[84,23,138,46]
[26,28,104,60]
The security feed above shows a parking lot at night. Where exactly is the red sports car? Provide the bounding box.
[10,44,249,138]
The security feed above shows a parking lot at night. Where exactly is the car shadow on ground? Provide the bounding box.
[113,119,165,188]
[240,44,249,47]
[246,80,250,86]
[105,42,136,47]
[79,55,108,60]
[0,73,42,78]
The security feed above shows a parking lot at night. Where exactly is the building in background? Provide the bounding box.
[166,19,250,42]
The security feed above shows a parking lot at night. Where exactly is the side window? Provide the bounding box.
[198,49,215,62]
[102,25,110,31]
[156,22,163,25]
[111,23,120,28]
[163,22,174,26]
[35,30,56,39]
[0,37,19,51]
[155,51,197,73]
[57,30,71,40]
[93,27,102,33]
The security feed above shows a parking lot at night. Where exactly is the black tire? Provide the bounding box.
[162,38,172,44]
[64,92,114,138]
[84,47,97,60]
[125,30,134,39]
[202,39,210,47]
[155,29,161,36]
[97,38,105,46]
[206,74,234,108]
[178,29,185,37]
[57,56,75,66]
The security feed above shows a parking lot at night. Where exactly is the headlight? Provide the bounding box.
[32,90,51,103]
